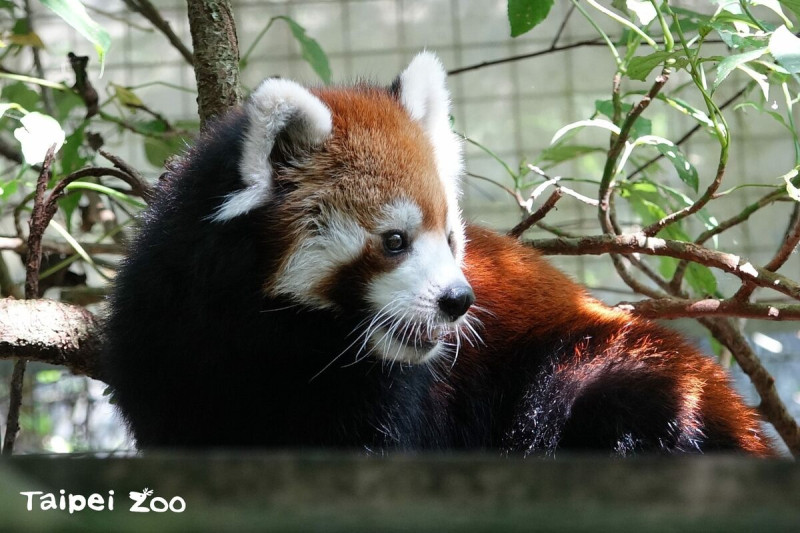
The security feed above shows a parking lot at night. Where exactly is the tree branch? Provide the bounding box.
[599,70,670,233]
[0,299,103,381]
[508,189,563,239]
[122,0,195,66]
[448,39,604,76]
[3,146,55,456]
[617,297,800,321]
[528,232,800,301]
[186,0,242,125]
[697,317,800,457]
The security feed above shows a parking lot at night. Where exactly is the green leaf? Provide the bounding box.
[736,101,791,133]
[622,185,690,242]
[658,95,713,128]
[669,7,712,34]
[713,48,767,91]
[276,16,331,84]
[627,51,675,81]
[111,83,143,108]
[52,89,84,121]
[753,0,793,28]
[685,262,718,296]
[712,24,769,49]
[36,369,63,384]
[40,0,111,70]
[536,144,604,164]
[7,32,45,48]
[659,256,678,279]
[550,119,621,145]
[0,178,18,200]
[58,190,82,233]
[64,182,147,209]
[769,25,800,73]
[60,125,87,175]
[2,81,41,112]
[507,0,554,37]
[143,134,187,168]
[651,140,699,192]
[780,0,800,20]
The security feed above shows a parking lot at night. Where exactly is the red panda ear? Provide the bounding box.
[397,52,466,260]
[396,51,463,185]
[210,78,333,222]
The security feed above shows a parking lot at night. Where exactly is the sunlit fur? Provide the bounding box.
[103,53,774,455]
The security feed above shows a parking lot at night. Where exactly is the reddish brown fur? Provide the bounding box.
[311,87,448,232]
[263,87,450,297]
[455,227,773,456]
[266,84,772,455]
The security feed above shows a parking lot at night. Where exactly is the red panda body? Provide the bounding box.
[454,227,770,455]
[102,53,772,455]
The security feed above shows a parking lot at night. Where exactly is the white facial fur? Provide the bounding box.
[272,208,368,309]
[210,79,333,222]
[365,200,469,364]
[397,52,466,265]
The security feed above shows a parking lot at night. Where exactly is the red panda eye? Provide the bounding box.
[383,232,407,254]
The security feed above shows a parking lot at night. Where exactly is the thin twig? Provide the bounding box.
[122,0,195,65]
[23,0,55,117]
[550,3,577,49]
[599,70,670,233]
[734,202,800,301]
[99,150,153,201]
[642,156,726,236]
[671,185,790,291]
[508,189,563,239]
[627,86,749,182]
[24,146,55,299]
[447,39,604,76]
[2,145,55,456]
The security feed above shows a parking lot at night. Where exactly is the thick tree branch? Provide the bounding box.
[186,0,242,125]
[528,232,800,301]
[697,317,800,456]
[0,299,103,381]
[616,297,800,321]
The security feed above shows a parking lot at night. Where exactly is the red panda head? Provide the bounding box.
[210,52,477,365]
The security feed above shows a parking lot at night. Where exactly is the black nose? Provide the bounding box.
[438,283,475,321]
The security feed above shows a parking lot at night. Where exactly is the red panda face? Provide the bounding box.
[213,53,479,364]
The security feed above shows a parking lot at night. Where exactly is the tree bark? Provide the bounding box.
[186,0,242,126]
[0,299,104,382]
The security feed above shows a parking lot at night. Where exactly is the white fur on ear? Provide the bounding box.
[210,79,333,222]
[398,52,466,263]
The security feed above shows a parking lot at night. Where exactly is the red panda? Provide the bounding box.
[103,53,772,456]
